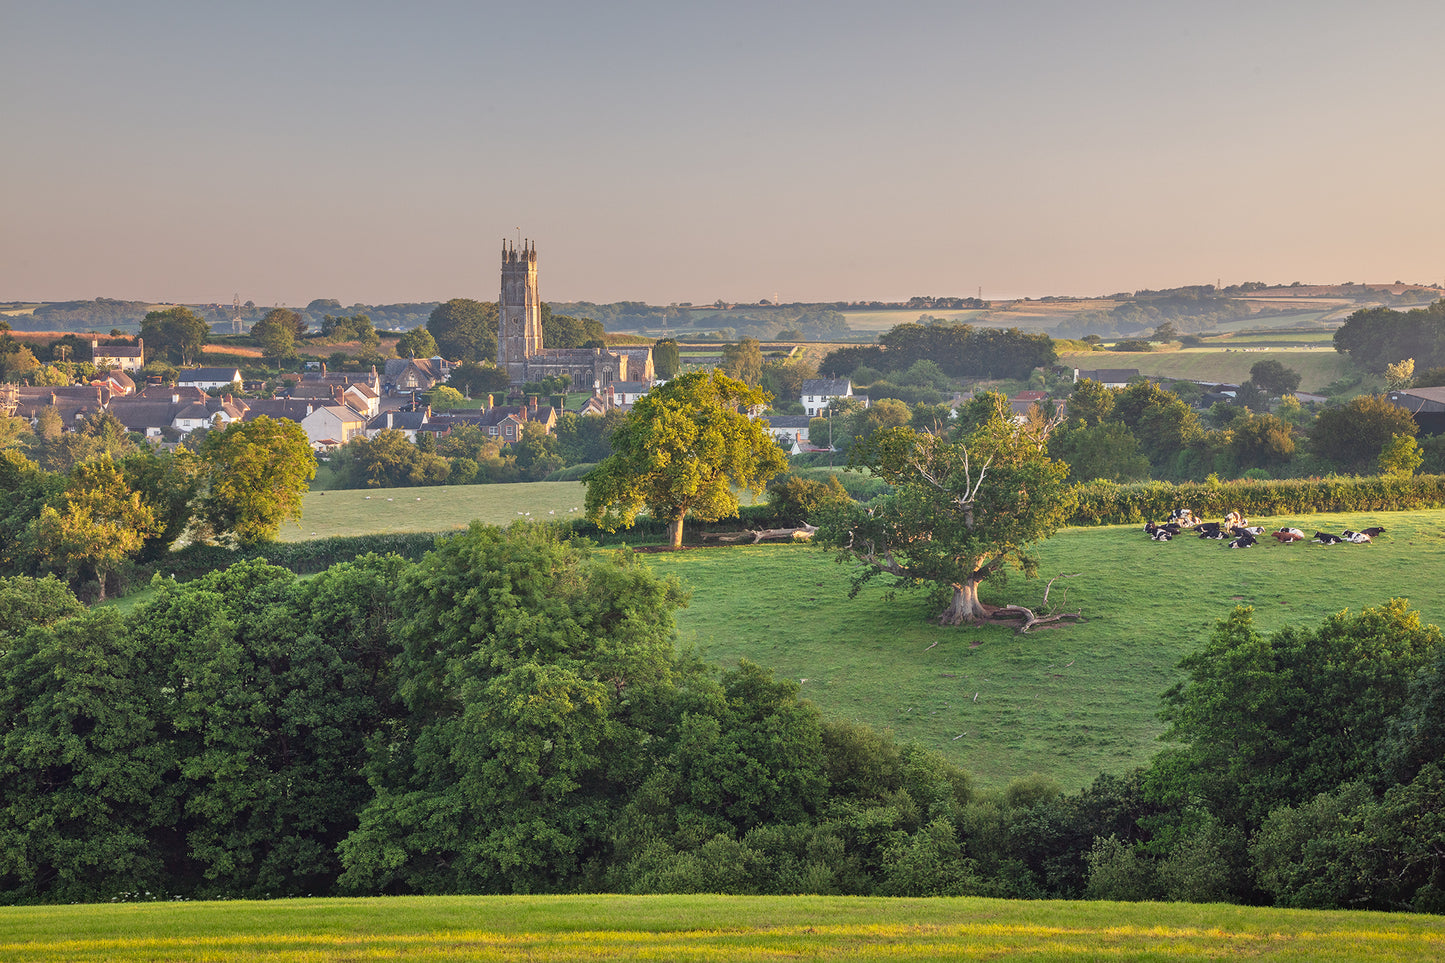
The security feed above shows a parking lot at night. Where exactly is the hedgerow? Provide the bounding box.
[1069,474,1445,525]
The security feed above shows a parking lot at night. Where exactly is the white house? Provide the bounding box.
[800,378,860,417]
[91,339,144,372]
[178,366,244,391]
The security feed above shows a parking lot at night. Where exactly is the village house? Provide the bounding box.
[383,357,449,395]
[89,369,136,396]
[365,407,434,441]
[801,378,863,417]
[177,366,244,391]
[12,385,111,428]
[765,414,817,454]
[90,339,144,372]
[1072,368,1139,388]
[300,405,369,449]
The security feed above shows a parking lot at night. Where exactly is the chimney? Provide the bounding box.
[171,393,179,404]
[485,393,493,409]
[386,411,393,429]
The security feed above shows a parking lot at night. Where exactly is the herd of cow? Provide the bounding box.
[1143,509,1386,549]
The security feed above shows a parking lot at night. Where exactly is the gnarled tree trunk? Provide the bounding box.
[939,579,989,625]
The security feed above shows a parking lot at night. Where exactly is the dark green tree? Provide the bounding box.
[1150,600,1443,829]
[396,326,437,359]
[1248,359,1302,397]
[1308,394,1418,473]
[0,609,174,901]
[251,308,300,363]
[652,338,681,379]
[337,525,688,894]
[132,557,406,896]
[141,306,209,366]
[427,299,498,362]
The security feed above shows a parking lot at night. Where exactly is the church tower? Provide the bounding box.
[498,239,542,384]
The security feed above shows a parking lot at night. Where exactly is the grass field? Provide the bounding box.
[647,509,1445,790]
[0,894,1438,961]
[285,482,1445,791]
[280,482,590,540]
[839,308,987,332]
[1060,346,1354,392]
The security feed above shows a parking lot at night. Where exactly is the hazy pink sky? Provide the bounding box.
[3,2,1441,307]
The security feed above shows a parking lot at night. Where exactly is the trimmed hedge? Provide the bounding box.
[1069,474,1445,526]
[164,532,443,580]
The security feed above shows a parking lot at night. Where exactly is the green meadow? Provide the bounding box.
[282,482,1445,791]
[279,481,589,540]
[1,894,1438,962]
[649,510,1445,790]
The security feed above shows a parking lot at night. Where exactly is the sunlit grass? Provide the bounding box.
[282,481,589,541]
[650,510,1445,789]
[0,895,1438,962]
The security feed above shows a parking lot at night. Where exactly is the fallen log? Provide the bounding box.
[700,523,818,544]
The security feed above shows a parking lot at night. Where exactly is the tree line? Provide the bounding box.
[820,322,1057,383]
[1,526,1439,909]
[0,416,315,600]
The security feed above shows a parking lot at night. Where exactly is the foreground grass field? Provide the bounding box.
[1,894,1438,962]
[649,510,1445,789]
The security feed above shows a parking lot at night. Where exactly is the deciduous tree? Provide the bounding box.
[814,392,1075,625]
[32,455,158,600]
[585,371,787,548]
[1248,359,1302,397]
[396,326,437,359]
[427,298,497,362]
[141,306,209,366]
[251,308,299,363]
[1309,394,1417,473]
[196,417,316,544]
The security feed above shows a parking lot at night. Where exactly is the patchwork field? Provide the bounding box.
[1060,346,1354,391]
[0,893,1437,962]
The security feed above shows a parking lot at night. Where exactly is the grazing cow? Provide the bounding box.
[1360,526,1386,537]
[1313,531,1344,545]
[1272,530,1305,543]
[1228,534,1257,548]
[1224,510,1248,528]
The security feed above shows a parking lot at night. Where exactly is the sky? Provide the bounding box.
[3,1,1442,308]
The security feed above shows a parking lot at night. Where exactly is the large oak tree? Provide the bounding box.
[584,370,787,548]
[815,392,1074,625]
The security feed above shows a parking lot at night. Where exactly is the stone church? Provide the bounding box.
[497,240,653,389]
